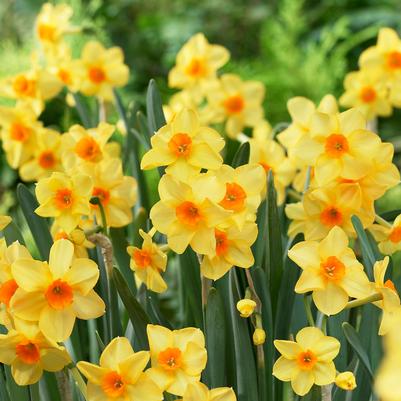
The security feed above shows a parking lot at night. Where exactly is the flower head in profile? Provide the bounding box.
[168,33,229,96]
[147,324,207,396]
[78,337,163,401]
[0,320,71,386]
[182,382,237,401]
[288,226,370,315]
[141,109,224,181]
[335,371,357,390]
[273,327,340,396]
[10,239,105,342]
[236,298,256,318]
[127,229,168,293]
[370,214,401,255]
[35,172,93,233]
[77,41,129,101]
[205,74,265,139]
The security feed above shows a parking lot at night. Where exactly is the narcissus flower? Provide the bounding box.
[19,128,63,182]
[253,328,266,346]
[168,33,229,95]
[150,174,230,255]
[0,320,71,385]
[339,69,391,120]
[147,324,207,396]
[200,222,257,280]
[370,214,401,255]
[10,239,105,341]
[77,337,163,401]
[273,327,340,396]
[335,371,357,390]
[141,109,224,181]
[127,229,168,293]
[182,382,237,401]
[288,226,370,315]
[77,41,129,101]
[35,172,93,233]
[236,298,256,318]
[205,74,265,138]
[80,158,137,227]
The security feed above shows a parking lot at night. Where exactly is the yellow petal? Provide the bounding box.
[181,341,207,376]
[12,259,51,291]
[72,290,105,320]
[318,226,349,259]
[64,258,99,294]
[314,338,340,362]
[41,347,71,372]
[39,305,76,342]
[183,382,209,401]
[295,327,324,350]
[12,360,43,385]
[49,239,74,279]
[313,361,336,385]
[10,290,47,321]
[288,241,320,270]
[119,351,150,384]
[99,337,134,370]
[210,387,237,401]
[127,372,163,401]
[291,370,314,396]
[312,283,348,315]
[77,361,108,385]
[147,325,174,360]
[272,356,297,381]
[274,340,301,359]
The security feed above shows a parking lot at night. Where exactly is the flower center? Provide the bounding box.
[320,256,346,282]
[387,51,401,70]
[185,58,206,77]
[54,188,74,210]
[37,23,56,41]
[220,182,247,212]
[0,279,18,307]
[325,134,349,158]
[360,86,376,103]
[38,150,56,169]
[158,347,183,371]
[74,137,102,162]
[133,249,152,269]
[223,95,245,114]
[320,206,343,227]
[389,227,401,243]
[16,340,41,365]
[168,133,192,157]
[296,350,317,370]
[88,66,106,84]
[101,371,126,398]
[45,279,73,310]
[92,187,111,206]
[176,201,202,227]
[12,75,36,97]
[215,229,229,256]
[10,122,31,142]
[58,69,72,85]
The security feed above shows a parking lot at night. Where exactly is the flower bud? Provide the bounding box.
[335,371,357,390]
[253,328,266,345]
[236,299,257,318]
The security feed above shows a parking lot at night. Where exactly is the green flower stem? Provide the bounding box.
[69,365,87,400]
[90,197,108,235]
[245,269,262,313]
[287,188,302,201]
[303,294,315,326]
[375,214,392,228]
[345,293,383,309]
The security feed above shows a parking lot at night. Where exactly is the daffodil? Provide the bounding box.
[273,327,340,396]
[19,127,63,182]
[77,41,129,101]
[35,172,93,234]
[0,103,42,169]
[77,336,163,401]
[10,239,105,341]
[340,69,392,120]
[141,109,224,181]
[127,229,168,293]
[370,214,401,255]
[205,74,265,139]
[80,158,137,227]
[288,226,370,315]
[150,174,230,255]
[0,320,71,386]
[147,324,207,396]
[182,382,236,401]
[200,222,258,280]
[335,372,357,390]
[168,33,229,96]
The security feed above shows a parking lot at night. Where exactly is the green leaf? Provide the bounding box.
[0,366,11,401]
[205,287,227,388]
[342,322,374,380]
[232,142,250,167]
[29,384,40,401]
[72,92,91,128]
[146,79,166,135]
[3,221,25,246]
[113,267,150,350]
[131,207,148,247]
[17,184,52,261]
[4,365,29,400]
[253,199,267,268]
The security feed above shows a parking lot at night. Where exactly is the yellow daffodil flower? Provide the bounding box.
[10,239,105,341]
[0,320,71,386]
[127,229,168,293]
[288,226,370,315]
[273,327,340,396]
[150,174,230,255]
[147,324,207,396]
[205,74,265,139]
[182,382,237,401]
[370,214,401,255]
[78,336,163,401]
[141,109,224,181]
[35,172,93,234]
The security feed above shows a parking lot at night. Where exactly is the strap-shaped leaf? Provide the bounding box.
[17,184,52,261]
[3,221,25,246]
[146,79,166,135]
[232,142,250,167]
